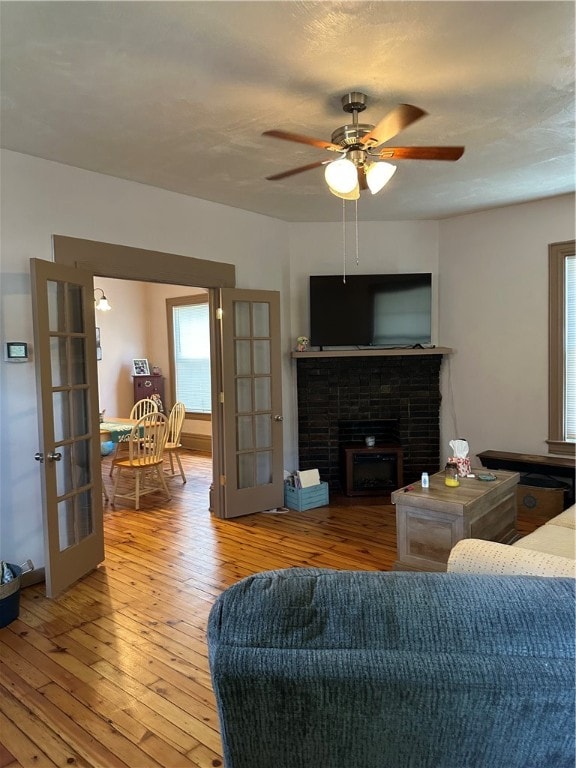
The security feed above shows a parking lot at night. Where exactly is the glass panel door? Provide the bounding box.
[31,258,104,597]
[216,289,283,518]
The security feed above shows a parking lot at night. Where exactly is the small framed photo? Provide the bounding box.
[96,327,102,361]
[133,358,150,376]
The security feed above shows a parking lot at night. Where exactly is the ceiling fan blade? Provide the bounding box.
[266,160,328,181]
[360,104,427,148]
[262,129,342,152]
[378,146,465,161]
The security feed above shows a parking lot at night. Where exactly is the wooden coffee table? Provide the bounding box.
[391,469,520,571]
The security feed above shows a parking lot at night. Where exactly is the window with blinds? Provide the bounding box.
[548,241,575,454]
[170,298,211,414]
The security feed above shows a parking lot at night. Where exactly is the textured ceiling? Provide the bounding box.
[1,1,574,222]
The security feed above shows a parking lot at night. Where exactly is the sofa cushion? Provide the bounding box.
[514,523,575,559]
[448,538,576,577]
[546,505,576,530]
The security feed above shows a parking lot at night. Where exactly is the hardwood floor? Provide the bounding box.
[0,452,542,768]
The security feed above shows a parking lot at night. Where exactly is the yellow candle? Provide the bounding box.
[445,477,460,487]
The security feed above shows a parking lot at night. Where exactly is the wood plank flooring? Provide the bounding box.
[0,452,542,768]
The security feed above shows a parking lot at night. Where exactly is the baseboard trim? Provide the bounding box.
[181,433,212,454]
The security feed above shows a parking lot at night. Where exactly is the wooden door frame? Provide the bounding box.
[53,234,236,517]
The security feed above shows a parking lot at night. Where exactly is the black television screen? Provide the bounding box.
[309,273,432,348]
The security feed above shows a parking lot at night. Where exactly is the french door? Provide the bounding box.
[31,258,104,597]
[213,288,284,518]
[30,258,284,597]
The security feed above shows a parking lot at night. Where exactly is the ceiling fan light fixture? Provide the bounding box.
[324,158,358,194]
[328,183,360,201]
[365,161,397,194]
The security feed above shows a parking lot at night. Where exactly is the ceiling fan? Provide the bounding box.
[262,92,464,199]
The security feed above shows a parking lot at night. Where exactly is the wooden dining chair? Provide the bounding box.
[109,398,159,476]
[164,401,187,483]
[110,412,171,510]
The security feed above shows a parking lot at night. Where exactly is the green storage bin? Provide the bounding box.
[284,481,329,511]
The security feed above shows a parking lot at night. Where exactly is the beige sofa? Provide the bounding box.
[447,504,576,577]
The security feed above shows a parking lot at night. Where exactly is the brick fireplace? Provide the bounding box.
[295,352,445,493]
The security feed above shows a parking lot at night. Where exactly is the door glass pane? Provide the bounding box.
[71,389,89,438]
[254,377,271,411]
[235,340,251,375]
[236,378,252,413]
[252,302,270,337]
[234,301,251,337]
[256,451,272,485]
[53,391,70,443]
[68,284,84,333]
[55,445,73,497]
[58,498,75,551]
[57,493,93,551]
[237,416,253,450]
[253,340,270,374]
[71,337,86,385]
[72,439,92,488]
[76,490,93,539]
[50,337,68,387]
[255,414,271,448]
[47,280,64,333]
[237,453,254,489]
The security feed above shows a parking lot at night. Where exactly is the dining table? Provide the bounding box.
[99,417,137,443]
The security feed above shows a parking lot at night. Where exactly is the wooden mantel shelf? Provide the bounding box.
[291,346,453,359]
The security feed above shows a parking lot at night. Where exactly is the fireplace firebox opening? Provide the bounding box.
[341,444,404,496]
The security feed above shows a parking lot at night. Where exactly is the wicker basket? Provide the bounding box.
[0,564,22,628]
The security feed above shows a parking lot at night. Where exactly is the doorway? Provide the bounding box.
[53,234,285,520]
[53,234,236,519]
[94,276,211,455]
[34,238,284,595]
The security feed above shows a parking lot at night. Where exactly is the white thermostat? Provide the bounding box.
[4,342,30,362]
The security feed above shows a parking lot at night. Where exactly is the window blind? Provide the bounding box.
[565,255,575,440]
[173,303,211,413]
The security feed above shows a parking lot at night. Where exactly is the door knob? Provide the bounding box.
[34,452,44,463]
[274,415,284,422]
[47,452,62,461]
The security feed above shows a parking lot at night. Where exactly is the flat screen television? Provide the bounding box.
[309,273,432,348]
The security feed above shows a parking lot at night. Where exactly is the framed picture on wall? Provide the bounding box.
[133,358,150,375]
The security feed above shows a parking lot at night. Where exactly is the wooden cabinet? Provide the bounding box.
[133,374,165,410]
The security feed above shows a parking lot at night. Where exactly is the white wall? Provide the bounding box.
[288,220,441,345]
[0,149,291,568]
[438,194,575,464]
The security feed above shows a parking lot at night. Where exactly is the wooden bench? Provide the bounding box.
[477,450,575,506]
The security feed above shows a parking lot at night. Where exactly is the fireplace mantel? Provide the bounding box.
[292,347,452,359]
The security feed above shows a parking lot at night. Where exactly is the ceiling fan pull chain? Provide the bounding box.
[355,199,359,266]
[342,197,347,283]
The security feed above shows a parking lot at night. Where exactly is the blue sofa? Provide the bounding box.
[208,568,575,768]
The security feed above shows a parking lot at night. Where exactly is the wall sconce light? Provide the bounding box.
[94,288,112,312]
